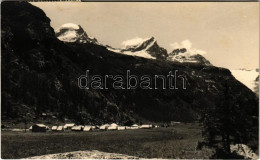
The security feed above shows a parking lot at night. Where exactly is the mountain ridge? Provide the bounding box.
[55,23,259,94]
[55,23,211,65]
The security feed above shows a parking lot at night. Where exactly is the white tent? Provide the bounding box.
[83,126,92,131]
[108,123,118,130]
[64,123,75,130]
[117,126,126,130]
[71,125,83,131]
[36,124,46,127]
[57,126,64,131]
[126,126,131,130]
[131,124,139,129]
[51,126,58,131]
[100,124,109,130]
[140,124,151,129]
[29,126,32,130]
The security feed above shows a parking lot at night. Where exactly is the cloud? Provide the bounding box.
[169,40,206,56]
[121,37,148,48]
[189,48,207,55]
[170,39,192,50]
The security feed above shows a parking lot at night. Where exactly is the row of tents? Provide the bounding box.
[30,123,159,132]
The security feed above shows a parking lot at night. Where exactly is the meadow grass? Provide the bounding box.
[1,123,214,159]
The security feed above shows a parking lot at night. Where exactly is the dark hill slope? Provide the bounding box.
[1,2,258,126]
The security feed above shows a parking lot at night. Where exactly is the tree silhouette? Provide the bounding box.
[17,104,35,132]
[201,83,253,157]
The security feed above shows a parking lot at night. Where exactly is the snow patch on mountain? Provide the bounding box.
[57,31,78,43]
[119,37,156,59]
[231,69,259,93]
[122,51,156,59]
[55,27,78,43]
[107,48,155,59]
[106,45,121,53]
[121,37,150,49]
[59,23,80,30]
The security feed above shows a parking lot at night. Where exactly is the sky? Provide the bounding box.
[31,2,259,70]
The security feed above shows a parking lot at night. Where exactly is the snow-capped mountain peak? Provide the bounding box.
[55,23,98,44]
[167,47,211,65]
[167,40,211,66]
[119,37,168,60]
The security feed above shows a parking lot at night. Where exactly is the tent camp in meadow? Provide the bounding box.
[107,123,118,130]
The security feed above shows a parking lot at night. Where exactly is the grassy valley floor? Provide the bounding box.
[1,123,214,159]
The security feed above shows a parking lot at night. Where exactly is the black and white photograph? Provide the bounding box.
[1,0,259,159]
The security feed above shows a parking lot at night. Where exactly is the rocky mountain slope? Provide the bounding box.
[60,24,257,94]
[1,2,258,130]
[55,25,259,95]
